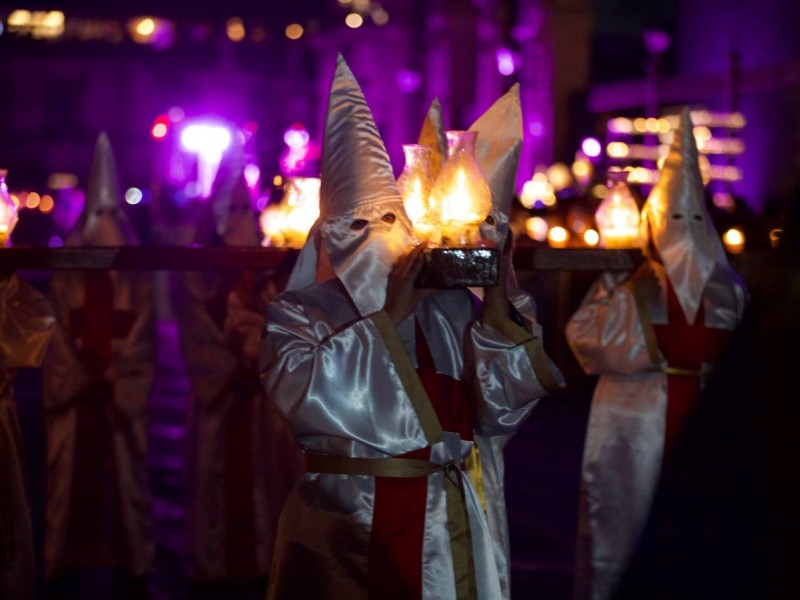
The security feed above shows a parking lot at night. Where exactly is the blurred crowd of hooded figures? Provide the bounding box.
[1,54,799,600]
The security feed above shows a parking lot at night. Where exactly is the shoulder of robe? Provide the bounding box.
[272,279,356,318]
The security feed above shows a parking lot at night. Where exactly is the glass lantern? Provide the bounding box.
[397,144,438,244]
[595,168,642,249]
[429,130,492,247]
[415,131,498,288]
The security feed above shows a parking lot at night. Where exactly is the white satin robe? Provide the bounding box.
[0,276,54,600]
[177,270,303,580]
[566,262,747,600]
[43,270,155,578]
[260,279,562,599]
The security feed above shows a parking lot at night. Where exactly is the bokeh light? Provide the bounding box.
[496,48,516,76]
[151,117,169,140]
[283,124,310,149]
[722,227,745,254]
[581,137,602,158]
[226,18,245,42]
[25,192,41,209]
[371,7,389,25]
[547,226,570,248]
[524,216,548,242]
[135,18,155,36]
[39,194,55,213]
[125,187,143,205]
[285,23,304,40]
[181,123,232,155]
[345,13,364,28]
[546,163,573,192]
[583,229,600,246]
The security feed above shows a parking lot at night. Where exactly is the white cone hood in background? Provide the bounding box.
[69,132,137,247]
[418,98,448,181]
[466,84,536,317]
[286,54,412,316]
[205,138,260,247]
[641,107,728,323]
[470,84,522,247]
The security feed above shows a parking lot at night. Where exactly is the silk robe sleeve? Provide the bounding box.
[471,298,564,437]
[467,286,562,599]
[260,292,428,456]
[1,275,55,370]
[566,270,659,376]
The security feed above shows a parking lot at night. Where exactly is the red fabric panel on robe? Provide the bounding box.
[653,282,730,455]
[66,272,128,568]
[368,321,472,599]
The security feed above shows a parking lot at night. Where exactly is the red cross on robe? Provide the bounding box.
[653,281,730,455]
[65,271,136,568]
[367,320,474,599]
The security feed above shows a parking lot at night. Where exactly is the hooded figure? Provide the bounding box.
[469,83,551,600]
[0,274,54,600]
[175,138,302,584]
[43,132,156,582]
[414,86,551,600]
[566,108,747,600]
[260,55,561,600]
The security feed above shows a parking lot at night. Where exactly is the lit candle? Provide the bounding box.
[429,131,491,247]
[547,226,570,248]
[595,170,641,249]
[722,227,745,254]
[439,167,488,246]
[583,228,600,247]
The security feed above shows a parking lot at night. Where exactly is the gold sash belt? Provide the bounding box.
[662,365,714,378]
[304,453,478,600]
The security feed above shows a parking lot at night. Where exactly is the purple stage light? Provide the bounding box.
[180,121,232,198]
[180,123,232,157]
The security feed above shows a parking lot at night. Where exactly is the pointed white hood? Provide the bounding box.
[418,98,449,181]
[641,107,728,323]
[465,85,536,315]
[470,84,522,248]
[286,55,412,316]
[69,132,137,247]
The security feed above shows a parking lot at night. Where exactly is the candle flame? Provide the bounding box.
[440,168,485,225]
[403,176,428,225]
